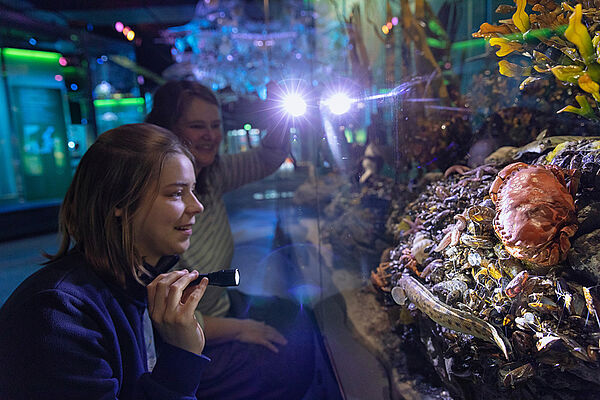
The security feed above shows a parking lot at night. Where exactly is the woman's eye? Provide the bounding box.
[171,191,183,198]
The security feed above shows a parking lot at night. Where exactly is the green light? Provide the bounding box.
[344,129,354,143]
[449,25,567,53]
[355,129,366,144]
[2,48,61,62]
[62,66,85,76]
[426,38,448,49]
[93,98,145,107]
[451,38,486,51]
[244,123,252,130]
[428,20,446,37]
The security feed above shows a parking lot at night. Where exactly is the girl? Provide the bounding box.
[0,123,210,400]
[146,81,318,399]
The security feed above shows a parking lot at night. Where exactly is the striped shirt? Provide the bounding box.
[177,142,288,323]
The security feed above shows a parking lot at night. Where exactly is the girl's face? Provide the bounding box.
[132,154,203,266]
[175,97,222,170]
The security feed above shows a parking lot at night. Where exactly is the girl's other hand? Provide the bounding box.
[147,270,208,355]
[235,319,288,353]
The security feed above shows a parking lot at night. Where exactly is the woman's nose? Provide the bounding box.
[203,127,220,141]
[188,194,204,214]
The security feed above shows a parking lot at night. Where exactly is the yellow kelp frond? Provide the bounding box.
[512,0,530,33]
[593,32,600,48]
[557,95,595,118]
[578,73,600,101]
[564,4,595,64]
[473,22,514,38]
[551,65,584,84]
[561,2,574,13]
[490,37,524,56]
[499,60,530,77]
[593,32,600,61]
[546,142,569,162]
[534,65,551,73]
[519,76,542,90]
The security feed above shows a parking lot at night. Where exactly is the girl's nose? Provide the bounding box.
[188,194,204,214]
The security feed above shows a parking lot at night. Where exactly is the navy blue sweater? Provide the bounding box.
[0,250,209,400]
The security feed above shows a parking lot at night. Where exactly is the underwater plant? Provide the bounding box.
[473,0,600,119]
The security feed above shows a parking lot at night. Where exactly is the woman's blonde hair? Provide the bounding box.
[46,123,195,288]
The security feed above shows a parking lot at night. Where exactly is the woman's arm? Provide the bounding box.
[203,315,288,353]
[216,140,289,193]
[215,98,291,194]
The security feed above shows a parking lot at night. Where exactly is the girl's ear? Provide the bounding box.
[114,208,123,217]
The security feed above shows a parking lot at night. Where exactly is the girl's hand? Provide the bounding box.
[147,270,208,355]
[235,319,288,353]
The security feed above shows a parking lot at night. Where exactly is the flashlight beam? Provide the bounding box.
[321,92,354,115]
[282,93,307,117]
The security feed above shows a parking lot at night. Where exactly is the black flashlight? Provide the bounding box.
[191,269,240,287]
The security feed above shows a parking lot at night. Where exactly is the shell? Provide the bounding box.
[411,232,434,264]
[489,162,578,270]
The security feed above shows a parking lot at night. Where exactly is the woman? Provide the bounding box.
[146,81,318,399]
[0,123,210,400]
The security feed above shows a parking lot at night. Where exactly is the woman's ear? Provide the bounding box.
[114,208,123,217]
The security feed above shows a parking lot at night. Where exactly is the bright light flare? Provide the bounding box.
[323,92,353,115]
[282,93,307,117]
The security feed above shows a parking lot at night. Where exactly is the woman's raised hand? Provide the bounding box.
[147,270,208,356]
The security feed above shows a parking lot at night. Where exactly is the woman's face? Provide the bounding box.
[132,154,204,266]
[175,97,223,169]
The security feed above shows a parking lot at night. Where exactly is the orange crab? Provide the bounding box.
[489,162,578,270]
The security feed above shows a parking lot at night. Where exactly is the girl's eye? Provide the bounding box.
[171,191,183,198]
